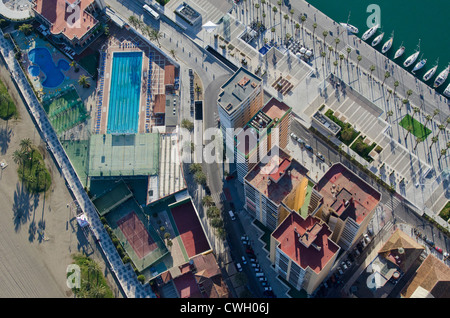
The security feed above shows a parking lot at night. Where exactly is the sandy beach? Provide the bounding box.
[0,56,122,298]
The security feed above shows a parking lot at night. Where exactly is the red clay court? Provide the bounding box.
[170,200,210,258]
[117,211,157,259]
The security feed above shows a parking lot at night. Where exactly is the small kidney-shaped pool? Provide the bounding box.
[28,47,70,88]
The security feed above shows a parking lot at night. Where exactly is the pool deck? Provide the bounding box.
[96,36,170,134]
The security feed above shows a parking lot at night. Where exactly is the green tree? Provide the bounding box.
[181,118,194,131]
[194,171,207,185]
[78,75,90,88]
[18,24,33,36]
[189,163,202,174]
[382,71,390,85]
[202,195,214,207]
[429,135,439,152]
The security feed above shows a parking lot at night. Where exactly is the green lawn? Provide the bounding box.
[399,114,432,139]
[350,135,377,163]
[439,201,450,222]
[0,79,17,120]
[325,109,360,146]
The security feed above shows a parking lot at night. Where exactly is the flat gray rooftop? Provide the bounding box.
[88,133,160,177]
[218,67,261,115]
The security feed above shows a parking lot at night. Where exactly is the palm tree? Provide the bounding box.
[437,124,445,136]
[328,45,333,60]
[170,49,177,60]
[18,23,33,36]
[295,23,300,39]
[346,47,352,61]
[393,80,400,96]
[429,135,439,152]
[201,195,214,207]
[272,7,278,26]
[439,148,447,161]
[283,14,289,33]
[404,125,413,141]
[334,37,340,53]
[86,260,100,285]
[382,71,390,85]
[78,75,90,88]
[149,29,162,47]
[385,110,394,121]
[445,117,450,128]
[20,138,32,154]
[369,65,376,77]
[411,106,420,121]
[406,89,413,98]
[320,51,326,66]
[12,149,26,177]
[322,30,328,46]
[414,137,423,150]
[333,60,338,74]
[89,284,107,298]
[312,22,318,40]
[424,114,433,129]
[300,15,306,37]
[339,54,344,69]
[357,55,362,68]
[128,16,139,29]
[254,4,260,21]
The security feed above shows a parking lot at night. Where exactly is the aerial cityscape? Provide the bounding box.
[0,0,449,302]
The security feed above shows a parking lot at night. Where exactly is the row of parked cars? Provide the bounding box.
[236,235,276,298]
[290,133,325,162]
[413,228,449,258]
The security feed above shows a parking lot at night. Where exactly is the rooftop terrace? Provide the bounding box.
[314,163,381,225]
[272,213,339,274]
[218,67,261,115]
[245,147,309,205]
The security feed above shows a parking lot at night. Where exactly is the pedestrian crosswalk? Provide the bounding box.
[384,196,401,213]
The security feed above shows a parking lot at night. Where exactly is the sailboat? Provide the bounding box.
[381,31,394,54]
[403,40,421,68]
[434,64,450,88]
[423,58,439,82]
[412,55,427,73]
[443,83,450,97]
[371,32,384,47]
[340,12,359,34]
[394,42,405,59]
[362,24,379,41]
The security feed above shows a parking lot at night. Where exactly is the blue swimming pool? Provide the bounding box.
[107,52,143,134]
[28,47,70,88]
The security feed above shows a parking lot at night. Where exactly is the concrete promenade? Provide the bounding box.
[0,31,155,298]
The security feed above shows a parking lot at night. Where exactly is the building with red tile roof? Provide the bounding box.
[270,213,340,294]
[314,163,381,250]
[32,0,105,52]
[244,146,312,231]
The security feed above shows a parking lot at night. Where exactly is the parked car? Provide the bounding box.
[341,263,348,270]
[241,235,249,241]
[254,267,261,272]
[236,263,242,272]
[338,267,343,275]
[316,152,325,161]
[297,137,305,145]
[264,287,273,291]
[291,133,297,140]
[242,240,249,246]
[251,263,260,268]
[249,257,257,263]
[304,144,313,152]
[246,248,255,255]
[363,233,371,244]
[259,277,267,282]
[434,246,443,254]
[425,238,435,247]
[226,175,234,181]
[261,282,268,287]
[346,260,352,267]
[241,256,247,264]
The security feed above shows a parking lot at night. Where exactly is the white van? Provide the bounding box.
[229,210,236,221]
